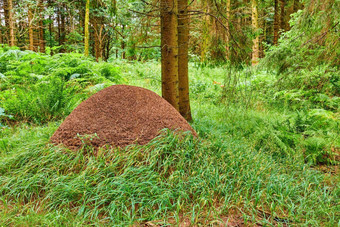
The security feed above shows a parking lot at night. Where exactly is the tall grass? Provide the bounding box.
[0,50,338,225]
[0,124,338,226]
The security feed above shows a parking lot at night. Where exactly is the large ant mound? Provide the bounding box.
[51,85,196,150]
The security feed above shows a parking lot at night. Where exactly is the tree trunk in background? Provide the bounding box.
[260,10,266,58]
[225,0,231,60]
[59,5,66,52]
[84,0,90,57]
[28,8,34,51]
[178,0,192,121]
[0,8,3,44]
[7,0,15,46]
[251,0,259,65]
[273,0,279,45]
[121,25,126,59]
[161,0,179,111]
[280,0,286,31]
[39,0,45,53]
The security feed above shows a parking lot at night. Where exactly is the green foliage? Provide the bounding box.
[0,125,338,226]
[0,47,338,225]
[1,77,82,124]
[263,0,339,72]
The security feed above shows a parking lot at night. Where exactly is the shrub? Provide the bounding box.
[1,77,82,124]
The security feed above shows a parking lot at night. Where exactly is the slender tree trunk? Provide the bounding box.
[57,7,61,47]
[260,10,266,58]
[161,0,179,110]
[59,5,66,52]
[3,0,9,44]
[28,8,34,51]
[178,0,191,121]
[84,0,90,57]
[273,0,279,45]
[7,0,15,46]
[48,2,53,54]
[39,0,45,53]
[105,33,110,60]
[0,7,3,44]
[251,0,259,65]
[280,0,286,31]
[121,25,126,59]
[225,0,231,60]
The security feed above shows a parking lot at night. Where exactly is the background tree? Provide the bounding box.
[84,0,90,57]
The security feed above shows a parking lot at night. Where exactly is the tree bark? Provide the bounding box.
[5,0,15,46]
[225,0,231,60]
[273,0,279,45]
[161,0,179,111]
[59,4,66,52]
[28,7,34,51]
[84,0,90,57]
[280,0,286,31]
[38,0,45,53]
[178,0,192,121]
[251,0,259,65]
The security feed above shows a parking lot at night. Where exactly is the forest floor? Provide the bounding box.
[0,51,339,226]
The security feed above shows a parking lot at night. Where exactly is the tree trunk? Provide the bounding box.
[280,0,286,32]
[59,5,66,52]
[48,0,53,55]
[28,8,34,51]
[6,0,15,46]
[225,0,231,60]
[84,0,90,57]
[121,25,126,59]
[39,0,45,53]
[178,0,192,121]
[273,0,279,45]
[161,0,179,111]
[3,0,9,44]
[251,0,259,65]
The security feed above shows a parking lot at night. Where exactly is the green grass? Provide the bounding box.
[0,50,339,225]
[0,121,338,226]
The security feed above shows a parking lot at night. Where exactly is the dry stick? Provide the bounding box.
[184,0,195,10]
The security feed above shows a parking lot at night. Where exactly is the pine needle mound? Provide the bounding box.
[51,85,196,150]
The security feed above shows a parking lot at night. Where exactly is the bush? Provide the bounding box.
[1,77,82,124]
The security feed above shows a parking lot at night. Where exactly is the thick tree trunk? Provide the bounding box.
[251,0,259,65]
[178,0,192,121]
[161,0,179,111]
[84,0,90,57]
[273,0,279,45]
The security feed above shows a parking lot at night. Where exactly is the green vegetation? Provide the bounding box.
[0,0,339,225]
[0,45,339,225]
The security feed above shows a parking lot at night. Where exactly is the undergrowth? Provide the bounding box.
[0,47,339,225]
[0,125,338,226]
